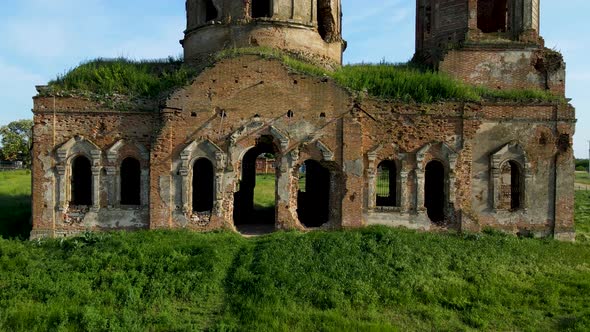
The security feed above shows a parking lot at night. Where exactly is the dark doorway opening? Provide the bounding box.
[193,158,214,212]
[317,0,335,41]
[71,156,92,206]
[425,160,445,223]
[252,0,271,18]
[204,0,218,22]
[376,160,397,207]
[477,0,508,33]
[234,136,276,233]
[121,157,141,206]
[297,160,330,228]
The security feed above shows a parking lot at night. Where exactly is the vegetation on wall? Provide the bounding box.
[45,48,564,105]
[45,57,197,99]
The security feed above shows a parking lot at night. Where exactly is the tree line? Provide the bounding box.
[0,119,33,168]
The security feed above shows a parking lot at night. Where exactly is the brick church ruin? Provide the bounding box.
[30,0,576,240]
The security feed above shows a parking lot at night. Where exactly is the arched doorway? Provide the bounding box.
[234,136,277,233]
[193,158,215,213]
[120,157,141,206]
[425,160,445,223]
[297,160,330,228]
[71,156,92,206]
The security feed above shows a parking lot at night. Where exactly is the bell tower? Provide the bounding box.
[182,0,345,67]
[415,0,564,94]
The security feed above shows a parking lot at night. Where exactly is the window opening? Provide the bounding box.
[71,156,92,206]
[425,160,445,223]
[424,2,432,35]
[477,0,509,33]
[376,160,397,207]
[204,0,218,22]
[317,0,336,41]
[252,0,271,18]
[297,160,330,227]
[193,158,214,212]
[121,157,141,206]
[501,160,522,211]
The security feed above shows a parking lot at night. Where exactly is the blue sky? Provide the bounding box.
[0,0,587,157]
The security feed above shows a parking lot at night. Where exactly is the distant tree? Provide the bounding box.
[0,119,33,167]
[575,159,589,172]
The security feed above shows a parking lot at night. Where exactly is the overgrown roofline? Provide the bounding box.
[42,48,566,105]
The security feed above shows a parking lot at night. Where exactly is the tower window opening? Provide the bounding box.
[193,158,215,212]
[252,0,272,19]
[477,0,509,33]
[500,160,522,211]
[424,2,432,35]
[120,157,141,206]
[204,0,218,22]
[376,161,398,207]
[71,156,92,206]
[317,0,336,42]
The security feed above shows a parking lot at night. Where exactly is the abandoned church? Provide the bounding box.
[30,0,576,240]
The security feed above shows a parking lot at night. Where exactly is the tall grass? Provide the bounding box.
[1,170,590,330]
[0,227,588,331]
[47,57,197,98]
[576,191,590,242]
[45,49,564,104]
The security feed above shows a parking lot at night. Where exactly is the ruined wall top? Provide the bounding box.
[183,0,345,68]
[416,0,543,62]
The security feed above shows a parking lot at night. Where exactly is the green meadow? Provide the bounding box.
[0,170,589,331]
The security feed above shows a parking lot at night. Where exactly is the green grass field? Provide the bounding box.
[0,170,31,239]
[576,171,590,185]
[253,174,276,209]
[1,171,589,331]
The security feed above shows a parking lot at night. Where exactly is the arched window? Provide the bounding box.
[425,160,445,223]
[477,0,508,33]
[193,158,214,213]
[376,160,397,207]
[500,160,522,211]
[252,0,271,18]
[120,157,141,206]
[71,156,92,206]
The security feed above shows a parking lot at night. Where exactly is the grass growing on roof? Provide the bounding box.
[46,49,565,103]
[47,57,197,98]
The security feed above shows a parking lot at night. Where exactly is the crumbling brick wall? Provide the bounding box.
[31,56,576,241]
